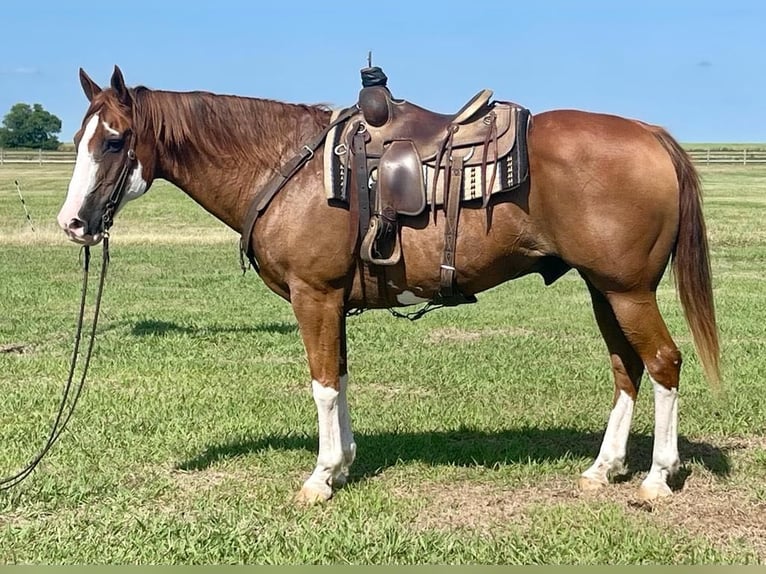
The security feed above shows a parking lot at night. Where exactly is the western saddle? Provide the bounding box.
[343,66,525,304]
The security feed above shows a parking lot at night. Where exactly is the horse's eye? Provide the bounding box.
[105,138,124,153]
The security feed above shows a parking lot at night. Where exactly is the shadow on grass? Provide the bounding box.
[131,319,297,337]
[176,427,731,484]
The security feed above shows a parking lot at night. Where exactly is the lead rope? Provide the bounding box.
[0,236,111,491]
[0,138,133,491]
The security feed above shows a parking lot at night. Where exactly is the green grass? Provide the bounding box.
[0,164,765,564]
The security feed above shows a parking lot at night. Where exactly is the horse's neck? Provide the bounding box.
[149,92,327,232]
[158,154,271,233]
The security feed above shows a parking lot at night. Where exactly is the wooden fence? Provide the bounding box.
[0,149,76,165]
[686,149,766,165]
[2,148,766,166]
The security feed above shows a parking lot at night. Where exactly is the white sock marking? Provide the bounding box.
[582,389,634,484]
[303,380,343,496]
[643,376,679,489]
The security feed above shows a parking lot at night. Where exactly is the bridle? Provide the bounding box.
[102,131,137,232]
[0,133,137,491]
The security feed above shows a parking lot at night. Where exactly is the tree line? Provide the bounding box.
[0,103,62,150]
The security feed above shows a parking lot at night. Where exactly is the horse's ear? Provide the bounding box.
[110,65,132,107]
[79,68,101,102]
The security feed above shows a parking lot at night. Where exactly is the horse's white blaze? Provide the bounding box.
[302,380,344,499]
[581,389,634,484]
[641,376,679,494]
[396,290,430,306]
[57,114,100,232]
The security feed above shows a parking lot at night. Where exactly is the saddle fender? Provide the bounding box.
[378,140,426,217]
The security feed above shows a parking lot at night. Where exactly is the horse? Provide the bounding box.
[57,65,719,504]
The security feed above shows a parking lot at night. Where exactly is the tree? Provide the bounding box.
[0,103,62,150]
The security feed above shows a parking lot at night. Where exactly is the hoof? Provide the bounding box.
[637,480,673,501]
[295,483,332,505]
[578,475,607,492]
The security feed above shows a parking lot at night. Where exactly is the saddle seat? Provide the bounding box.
[359,85,496,160]
[359,86,511,163]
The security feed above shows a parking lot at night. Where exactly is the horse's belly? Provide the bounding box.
[345,241,542,309]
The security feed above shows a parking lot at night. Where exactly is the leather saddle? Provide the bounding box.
[342,66,526,303]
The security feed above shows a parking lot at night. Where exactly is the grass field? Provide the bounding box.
[0,164,764,564]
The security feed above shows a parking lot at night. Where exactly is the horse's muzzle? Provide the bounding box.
[60,217,104,246]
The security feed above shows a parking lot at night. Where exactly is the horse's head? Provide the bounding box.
[58,66,155,245]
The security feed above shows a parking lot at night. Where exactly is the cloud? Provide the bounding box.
[697,60,713,68]
[0,66,41,76]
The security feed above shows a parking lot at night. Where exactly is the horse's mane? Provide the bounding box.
[131,87,331,171]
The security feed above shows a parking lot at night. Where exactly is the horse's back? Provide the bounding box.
[527,109,681,291]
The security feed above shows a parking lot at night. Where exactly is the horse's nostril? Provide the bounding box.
[65,218,88,237]
[67,218,85,231]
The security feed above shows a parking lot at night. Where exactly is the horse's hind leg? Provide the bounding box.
[291,286,356,504]
[579,282,644,491]
[593,290,682,500]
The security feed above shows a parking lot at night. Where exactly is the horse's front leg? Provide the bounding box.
[334,311,356,488]
[291,285,356,504]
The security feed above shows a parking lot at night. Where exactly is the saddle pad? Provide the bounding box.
[324,108,351,203]
[324,105,531,206]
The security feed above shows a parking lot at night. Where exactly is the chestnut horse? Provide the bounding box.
[58,66,719,504]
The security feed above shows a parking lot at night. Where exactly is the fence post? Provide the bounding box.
[706,149,710,166]
[744,149,747,166]
[0,148,3,166]
[38,148,42,166]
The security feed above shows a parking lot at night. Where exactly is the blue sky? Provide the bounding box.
[1,0,764,143]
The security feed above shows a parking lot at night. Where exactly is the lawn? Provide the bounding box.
[0,163,764,564]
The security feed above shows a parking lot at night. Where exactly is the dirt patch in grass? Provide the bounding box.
[394,477,576,534]
[394,436,766,559]
[0,343,32,354]
[170,468,236,491]
[0,509,37,529]
[658,476,766,559]
[131,465,263,521]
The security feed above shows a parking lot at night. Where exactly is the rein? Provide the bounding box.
[0,140,135,491]
[0,243,109,490]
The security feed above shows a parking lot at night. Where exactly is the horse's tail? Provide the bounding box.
[652,127,721,388]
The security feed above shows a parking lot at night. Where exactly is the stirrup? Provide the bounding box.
[360,217,402,266]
